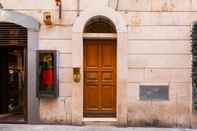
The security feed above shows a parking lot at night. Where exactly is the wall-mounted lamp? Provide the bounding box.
[43,12,52,25]
[55,0,62,19]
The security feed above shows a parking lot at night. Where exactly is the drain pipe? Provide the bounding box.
[115,0,119,11]
[59,0,62,19]
[77,0,80,16]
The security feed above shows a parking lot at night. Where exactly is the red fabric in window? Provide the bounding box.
[42,69,54,88]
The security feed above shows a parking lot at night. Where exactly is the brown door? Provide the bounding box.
[84,39,116,117]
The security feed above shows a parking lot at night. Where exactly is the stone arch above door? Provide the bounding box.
[0,9,40,31]
[72,7,128,125]
[0,9,40,123]
[72,7,126,33]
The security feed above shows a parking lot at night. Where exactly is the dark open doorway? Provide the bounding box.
[0,22,27,123]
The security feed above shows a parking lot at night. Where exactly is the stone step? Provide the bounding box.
[82,118,118,126]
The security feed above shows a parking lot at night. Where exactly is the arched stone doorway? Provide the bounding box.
[83,16,117,117]
[72,7,128,125]
[0,9,40,123]
[0,22,27,123]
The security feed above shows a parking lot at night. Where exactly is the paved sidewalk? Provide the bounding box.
[0,124,196,131]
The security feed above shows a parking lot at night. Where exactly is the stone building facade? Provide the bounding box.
[0,0,195,128]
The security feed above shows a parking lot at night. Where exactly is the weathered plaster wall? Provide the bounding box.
[0,0,194,127]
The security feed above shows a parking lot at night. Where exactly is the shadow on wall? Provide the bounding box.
[192,109,197,128]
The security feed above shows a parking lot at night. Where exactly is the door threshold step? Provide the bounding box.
[83,117,117,122]
[83,118,118,126]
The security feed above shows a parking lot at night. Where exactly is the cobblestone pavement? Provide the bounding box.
[0,124,196,131]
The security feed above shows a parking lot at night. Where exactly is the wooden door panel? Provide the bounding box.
[84,39,116,117]
[101,43,114,68]
[101,71,113,81]
[85,85,99,111]
[101,85,114,110]
[86,71,98,81]
[84,40,100,113]
[85,43,99,68]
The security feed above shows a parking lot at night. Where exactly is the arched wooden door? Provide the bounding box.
[83,39,116,117]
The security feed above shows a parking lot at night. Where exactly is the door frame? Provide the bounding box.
[0,9,40,123]
[72,7,128,125]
